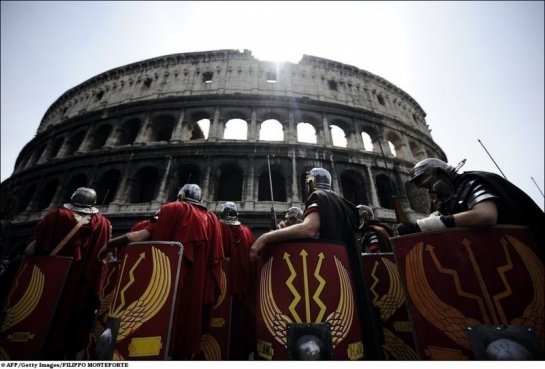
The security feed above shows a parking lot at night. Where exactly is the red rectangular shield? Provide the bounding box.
[391,226,544,360]
[0,256,72,360]
[106,241,183,360]
[361,253,418,360]
[195,258,232,360]
[256,239,366,360]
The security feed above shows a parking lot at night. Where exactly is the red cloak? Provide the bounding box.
[33,207,112,359]
[147,202,223,357]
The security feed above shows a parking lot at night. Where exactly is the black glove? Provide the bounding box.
[397,222,421,235]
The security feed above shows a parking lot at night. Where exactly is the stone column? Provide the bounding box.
[291,151,299,204]
[104,120,121,148]
[112,154,134,204]
[170,109,186,143]
[287,110,296,144]
[366,166,380,208]
[248,109,258,142]
[208,107,220,141]
[245,160,255,209]
[155,155,173,203]
[77,127,96,153]
[321,113,332,146]
[134,113,151,144]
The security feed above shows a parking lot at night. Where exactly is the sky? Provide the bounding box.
[1,1,544,210]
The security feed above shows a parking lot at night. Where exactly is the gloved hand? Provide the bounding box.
[397,222,421,235]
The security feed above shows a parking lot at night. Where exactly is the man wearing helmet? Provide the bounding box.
[250,167,384,359]
[281,206,304,228]
[398,158,545,253]
[250,167,359,259]
[356,204,393,253]
[99,183,224,359]
[217,202,256,359]
[25,187,112,359]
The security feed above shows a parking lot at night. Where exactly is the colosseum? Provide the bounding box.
[0,49,446,254]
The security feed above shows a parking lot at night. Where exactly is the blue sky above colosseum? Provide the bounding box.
[1,1,543,209]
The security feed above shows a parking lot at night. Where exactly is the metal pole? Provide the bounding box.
[267,155,278,229]
[477,139,508,180]
[531,177,545,198]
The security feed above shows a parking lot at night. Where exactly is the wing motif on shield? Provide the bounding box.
[1,265,44,332]
[260,255,353,348]
[505,235,544,340]
[371,257,404,321]
[406,242,480,349]
[325,256,354,347]
[260,258,293,346]
[112,247,172,341]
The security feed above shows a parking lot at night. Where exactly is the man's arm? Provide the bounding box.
[452,200,498,228]
[398,200,498,235]
[97,229,151,260]
[249,211,320,260]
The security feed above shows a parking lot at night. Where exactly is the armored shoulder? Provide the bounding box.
[458,177,499,209]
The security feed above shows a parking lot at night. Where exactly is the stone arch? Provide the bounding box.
[37,178,60,211]
[296,122,317,144]
[150,114,175,142]
[89,124,112,151]
[130,166,160,203]
[95,169,121,205]
[259,119,284,141]
[216,163,243,201]
[340,170,369,205]
[33,144,47,164]
[63,173,89,203]
[258,165,286,202]
[224,118,248,140]
[17,184,36,213]
[376,174,395,209]
[118,118,142,146]
[65,130,86,155]
[385,131,405,159]
[170,164,202,201]
[47,137,65,160]
[330,125,347,148]
[410,141,426,161]
[295,111,320,144]
[405,181,430,214]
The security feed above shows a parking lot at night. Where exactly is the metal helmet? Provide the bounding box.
[63,187,99,214]
[219,201,241,225]
[409,158,456,188]
[177,183,202,204]
[284,206,303,226]
[306,167,332,192]
[356,204,374,219]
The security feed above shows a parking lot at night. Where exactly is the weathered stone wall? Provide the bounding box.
[1,49,445,253]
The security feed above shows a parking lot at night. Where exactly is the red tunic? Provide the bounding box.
[147,201,223,357]
[33,208,112,359]
[220,222,256,359]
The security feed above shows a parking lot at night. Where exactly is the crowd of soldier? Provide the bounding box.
[3,157,543,360]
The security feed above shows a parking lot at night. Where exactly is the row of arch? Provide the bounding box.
[12,160,430,216]
[18,108,438,173]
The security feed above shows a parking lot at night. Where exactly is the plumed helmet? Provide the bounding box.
[177,183,202,204]
[63,187,99,214]
[284,207,303,226]
[409,158,456,187]
[219,201,241,225]
[306,167,332,192]
[356,204,374,219]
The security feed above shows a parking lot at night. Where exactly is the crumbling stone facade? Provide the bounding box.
[0,49,446,254]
